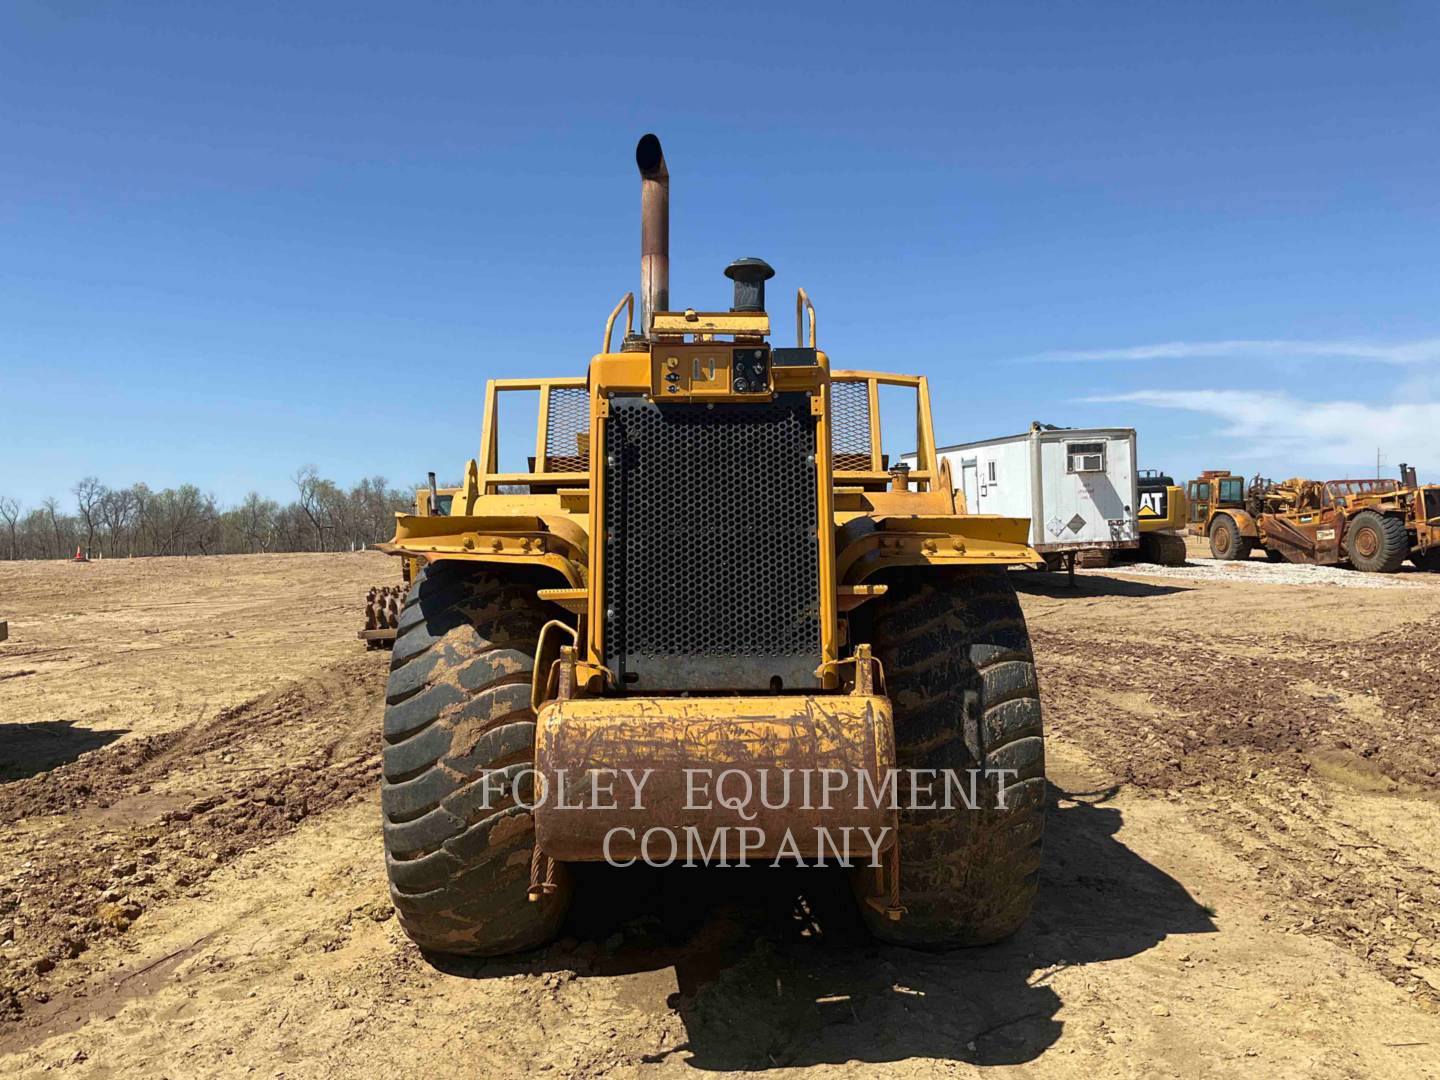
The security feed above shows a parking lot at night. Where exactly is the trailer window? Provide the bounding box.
[987,461,997,483]
[1066,442,1106,474]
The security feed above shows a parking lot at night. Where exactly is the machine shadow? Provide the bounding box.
[429,783,1214,1070]
[1013,572,1192,599]
[0,720,129,783]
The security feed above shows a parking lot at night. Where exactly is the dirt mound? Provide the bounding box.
[1029,611,1440,1009]
[1032,614,1440,791]
[0,655,385,1027]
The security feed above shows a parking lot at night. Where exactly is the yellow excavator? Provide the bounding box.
[1134,469,1188,565]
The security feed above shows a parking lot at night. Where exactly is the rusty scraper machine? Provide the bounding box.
[372,135,1048,957]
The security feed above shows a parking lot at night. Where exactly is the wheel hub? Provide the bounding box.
[1355,527,1378,558]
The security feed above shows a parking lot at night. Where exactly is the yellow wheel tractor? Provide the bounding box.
[1187,466,1440,572]
[373,135,1046,956]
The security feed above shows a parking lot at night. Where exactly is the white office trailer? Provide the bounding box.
[903,424,1140,563]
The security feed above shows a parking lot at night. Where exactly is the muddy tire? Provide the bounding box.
[856,569,1044,948]
[1138,532,1187,566]
[1209,515,1252,561]
[382,563,570,956]
[1344,511,1408,574]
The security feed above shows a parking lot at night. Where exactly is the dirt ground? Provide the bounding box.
[3,549,1440,1078]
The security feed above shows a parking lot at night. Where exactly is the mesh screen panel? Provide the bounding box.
[544,387,590,473]
[830,380,873,471]
[603,393,821,691]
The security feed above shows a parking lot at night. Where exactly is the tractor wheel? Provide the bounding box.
[856,569,1045,948]
[1411,549,1440,572]
[1209,515,1252,561]
[381,563,571,956]
[1344,511,1409,574]
[1139,532,1187,566]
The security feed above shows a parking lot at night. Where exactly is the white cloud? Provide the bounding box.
[1028,338,1440,364]
[1087,389,1440,471]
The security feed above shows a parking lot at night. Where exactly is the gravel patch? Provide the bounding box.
[1086,558,1436,589]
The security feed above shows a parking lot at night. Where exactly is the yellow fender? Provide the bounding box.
[1216,508,1260,538]
[836,515,1038,585]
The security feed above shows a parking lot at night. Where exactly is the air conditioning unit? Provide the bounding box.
[1067,442,1106,474]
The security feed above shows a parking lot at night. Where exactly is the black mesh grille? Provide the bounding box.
[544,387,590,473]
[831,380,873,471]
[603,393,822,691]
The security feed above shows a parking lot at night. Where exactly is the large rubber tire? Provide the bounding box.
[382,563,571,956]
[1344,511,1408,573]
[857,569,1045,948]
[1138,532,1187,566]
[1209,515,1252,561]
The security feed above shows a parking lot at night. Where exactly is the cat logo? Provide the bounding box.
[1139,490,1167,518]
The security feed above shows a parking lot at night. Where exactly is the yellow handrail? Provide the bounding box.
[602,291,635,354]
[796,287,816,348]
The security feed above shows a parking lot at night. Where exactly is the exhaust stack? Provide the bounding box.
[636,134,669,338]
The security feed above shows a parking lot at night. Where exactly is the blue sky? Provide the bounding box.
[3,1,1439,507]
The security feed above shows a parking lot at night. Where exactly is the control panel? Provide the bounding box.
[651,345,771,400]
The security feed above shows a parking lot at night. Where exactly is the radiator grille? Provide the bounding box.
[603,393,822,691]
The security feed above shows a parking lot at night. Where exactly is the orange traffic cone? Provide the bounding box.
[73,546,88,562]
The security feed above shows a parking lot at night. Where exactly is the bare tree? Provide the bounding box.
[0,496,19,560]
[349,475,402,549]
[73,476,107,557]
[147,485,211,555]
[270,503,311,552]
[130,483,155,554]
[98,487,137,557]
[43,497,65,558]
[237,492,278,553]
[293,465,332,552]
[7,470,407,560]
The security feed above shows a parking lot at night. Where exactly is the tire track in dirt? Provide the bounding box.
[1032,623,1440,1009]
[0,653,388,1029]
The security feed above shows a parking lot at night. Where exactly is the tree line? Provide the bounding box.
[0,467,414,560]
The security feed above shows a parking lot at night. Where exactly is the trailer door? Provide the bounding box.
[1045,437,1134,544]
[959,456,980,510]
